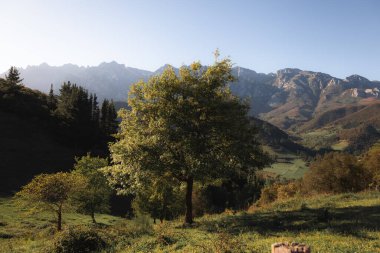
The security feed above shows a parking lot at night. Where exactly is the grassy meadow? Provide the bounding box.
[1,191,379,252]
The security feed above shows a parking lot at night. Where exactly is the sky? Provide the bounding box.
[0,0,379,80]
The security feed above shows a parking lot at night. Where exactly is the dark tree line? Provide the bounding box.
[51,82,118,149]
[1,67,118,152]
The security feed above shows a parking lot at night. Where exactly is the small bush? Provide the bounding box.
[277,181,300,200]
[256,184,279,206]
[51,227,107,253]
[256,180,301,207]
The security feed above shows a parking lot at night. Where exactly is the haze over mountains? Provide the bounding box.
[7,62,380,133]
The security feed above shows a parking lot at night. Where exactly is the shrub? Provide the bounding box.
[277,181,300,200]
[256,184,279,207]
[51,227,107,253]
[303,152,367,194]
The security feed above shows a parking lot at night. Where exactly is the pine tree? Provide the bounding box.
[5,66,23,86]
[47,84,57,111]
[107,100,118,135]
[92,94,100,124]
[100,99,109,134]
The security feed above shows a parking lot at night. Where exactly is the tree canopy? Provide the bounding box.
[104,58,270,224]
[71,154,111,223]
[303,152,367,194]
[16,172,85,230]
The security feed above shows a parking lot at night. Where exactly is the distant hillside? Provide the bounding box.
[11,62,152,101]
[4,62,380,155]
[10,62,380,134]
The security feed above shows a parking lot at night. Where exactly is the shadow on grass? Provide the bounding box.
[199,205,380,239]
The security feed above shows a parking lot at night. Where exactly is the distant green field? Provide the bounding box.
[262,146,309,179]
[264,158,308,179]
[2,191,380,252]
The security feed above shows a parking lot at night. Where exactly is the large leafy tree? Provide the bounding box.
[105,58,270,224]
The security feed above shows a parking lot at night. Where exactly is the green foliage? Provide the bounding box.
[132,176,184,222]
[361,142,380,190]
[256,180,301,207]
[105,58,270,224]
[51,227,107,253]
[71,154,111,223]
[16,172,85,230]
[303,152,367,194]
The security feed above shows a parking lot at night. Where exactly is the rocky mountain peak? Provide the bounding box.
[346,74,369,83]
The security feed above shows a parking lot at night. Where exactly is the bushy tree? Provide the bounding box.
[303,152,366,194]
[16,172,84,231]
[71,154,111,223]
[104,58,270,224]
[361,142,380,190]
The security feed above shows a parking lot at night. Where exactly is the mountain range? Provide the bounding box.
[4,62,380,138]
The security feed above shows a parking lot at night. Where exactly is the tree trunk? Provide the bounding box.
[91,212,97,224]
[185,177,194,224]
[57,206,62,231]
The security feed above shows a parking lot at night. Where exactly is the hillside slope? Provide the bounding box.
[12,63,380,134]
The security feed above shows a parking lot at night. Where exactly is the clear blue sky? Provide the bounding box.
[1,0,379,80]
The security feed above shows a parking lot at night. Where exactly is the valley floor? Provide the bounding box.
[1,191,380,252]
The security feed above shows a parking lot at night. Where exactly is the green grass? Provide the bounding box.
[1,191,380,252]
[262,145,309,179]
[264,158,308,179]
[0,197,126,252]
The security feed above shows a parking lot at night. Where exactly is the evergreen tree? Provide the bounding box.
[5,66,23,86]
[55,82,97,147]
[47,84,57,111]
[92,94,100,124]
[107,100,118,135]
[100,99,118,137]
[100,99,109,134]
